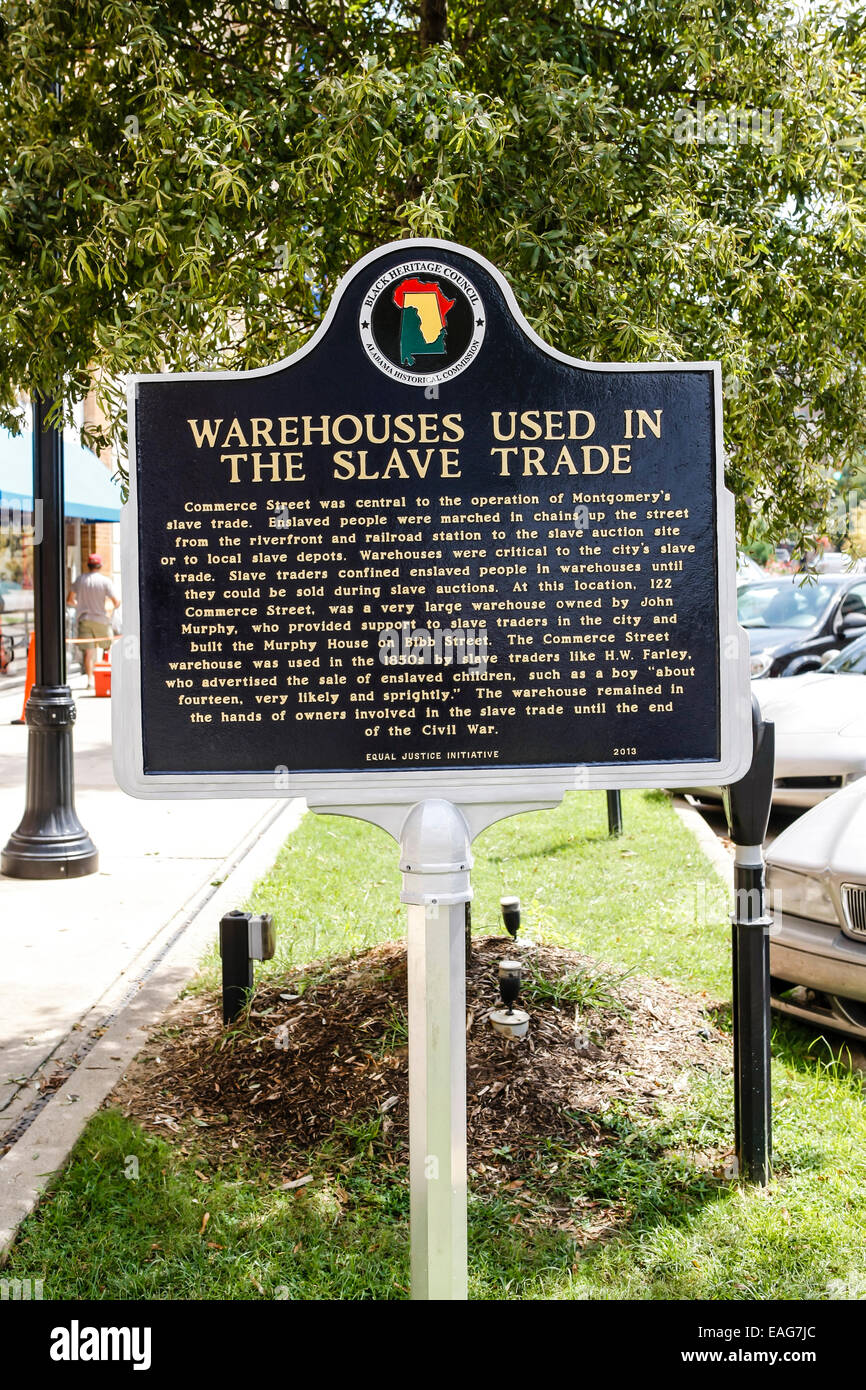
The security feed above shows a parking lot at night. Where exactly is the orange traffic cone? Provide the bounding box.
[11,631,35,725]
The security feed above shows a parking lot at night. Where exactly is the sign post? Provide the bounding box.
[606,789,623,837]
[400,799,471,1299]
[726,698,775,1185]
[115,238,752,1296]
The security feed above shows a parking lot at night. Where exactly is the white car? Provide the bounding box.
[814,552,858,574]
[683,633,866,809]
[766,777,866,1040]
[751,635,866,807]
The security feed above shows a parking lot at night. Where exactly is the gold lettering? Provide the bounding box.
[250,418,275,448]
[223,417,249,448]
[188,419,223,449]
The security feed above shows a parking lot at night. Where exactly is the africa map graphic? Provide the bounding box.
[392,277,456,366]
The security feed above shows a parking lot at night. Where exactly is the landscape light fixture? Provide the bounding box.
[490,958,530,1039]
[499,896,521,940]
[219,909,276,1024]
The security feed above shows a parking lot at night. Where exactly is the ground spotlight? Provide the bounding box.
[500,895,521,940]
[490,958,529,1039]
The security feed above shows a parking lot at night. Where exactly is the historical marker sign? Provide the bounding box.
[115,239,751,816]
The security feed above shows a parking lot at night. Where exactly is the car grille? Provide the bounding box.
[775,777,843,790]
[842,885,866,938]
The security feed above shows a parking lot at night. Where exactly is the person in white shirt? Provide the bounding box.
[66,553,120,687]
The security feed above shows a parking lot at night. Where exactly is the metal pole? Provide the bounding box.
[606,789,623,837]
[219,909,254,1024]
[400,799,471,1300]
[2,397,97,879]
[731,849,772,1183]
[725,697,774,1185]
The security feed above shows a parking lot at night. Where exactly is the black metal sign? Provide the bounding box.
[117,240,749,801]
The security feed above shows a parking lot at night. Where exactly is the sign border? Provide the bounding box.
[114,237,752,831]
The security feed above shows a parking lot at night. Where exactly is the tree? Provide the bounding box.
[1,0,865,545]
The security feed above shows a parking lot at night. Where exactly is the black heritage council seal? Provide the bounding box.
[359,259,486,386]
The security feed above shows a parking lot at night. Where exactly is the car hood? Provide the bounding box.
[767,778,866,878]
[742,626,808,656]
[754,673,866,737]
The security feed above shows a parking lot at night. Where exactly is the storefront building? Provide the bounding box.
[0,423,122,674]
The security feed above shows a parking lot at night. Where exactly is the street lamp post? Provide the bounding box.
[1,397,98,879]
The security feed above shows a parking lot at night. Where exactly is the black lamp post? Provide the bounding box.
[1,397,98,879]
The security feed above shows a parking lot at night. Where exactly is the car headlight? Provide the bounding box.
[750,652,773,678]
[765,865,838,924]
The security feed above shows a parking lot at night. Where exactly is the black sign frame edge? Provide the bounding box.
[113,236,753,823]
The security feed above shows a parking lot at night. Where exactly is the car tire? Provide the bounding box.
[781,657,822,677]
[828,995,866,1036]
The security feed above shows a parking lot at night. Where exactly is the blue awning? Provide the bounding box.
[0,428,122,522]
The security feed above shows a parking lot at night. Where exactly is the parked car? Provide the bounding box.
[766,778,866,1041]
[813,550,858,575]
[753,635,866,806]
[0,579,33,673]
[680,634,866,809]
[739,573,866,678]
[0,578,34,615]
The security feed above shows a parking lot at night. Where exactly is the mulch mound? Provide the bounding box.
[111,938,730,1193]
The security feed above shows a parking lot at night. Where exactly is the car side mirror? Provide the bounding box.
[840,612,866,640]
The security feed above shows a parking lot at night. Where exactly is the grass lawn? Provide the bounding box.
[7,790,866,1300]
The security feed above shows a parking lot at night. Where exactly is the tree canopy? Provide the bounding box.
[1,0,865,543]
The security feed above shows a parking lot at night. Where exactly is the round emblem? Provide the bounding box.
[359,260,486,386]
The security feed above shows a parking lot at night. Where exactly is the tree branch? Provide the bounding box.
[420,0,447,48]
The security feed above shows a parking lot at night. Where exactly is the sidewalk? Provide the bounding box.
[0,677,303,1247]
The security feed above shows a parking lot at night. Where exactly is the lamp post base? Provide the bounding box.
[1,686,98,880]
[1,833,99,879]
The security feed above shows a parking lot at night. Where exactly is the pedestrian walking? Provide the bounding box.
[66,554,120,687]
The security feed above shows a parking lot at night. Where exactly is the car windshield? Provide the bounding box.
[824,635,866,674]
[737,581,834,629]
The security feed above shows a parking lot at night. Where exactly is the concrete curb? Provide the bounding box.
[0,796,306,1261]
[671,795,734,892]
